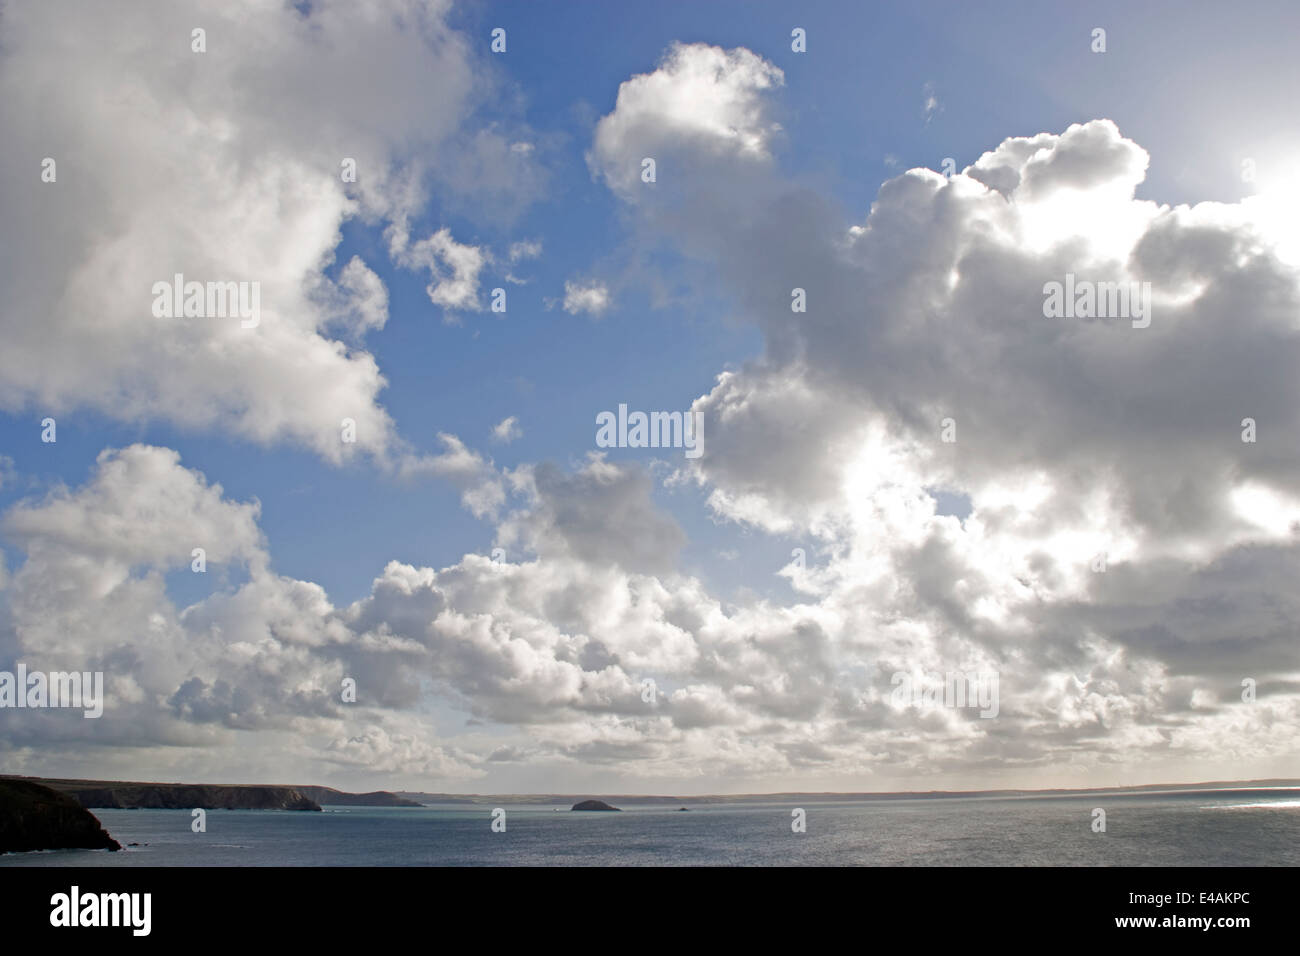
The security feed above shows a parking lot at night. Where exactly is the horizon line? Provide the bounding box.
[8,773,1300,800]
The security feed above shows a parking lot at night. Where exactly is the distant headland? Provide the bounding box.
[0,776,423,812]
[0,774,431,853]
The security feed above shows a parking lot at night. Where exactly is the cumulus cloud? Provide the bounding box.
[590,41,785,198]
[0,0,537,463]
[679,116,1300,569]
[560,279,612,316]
[398,434,506,519]
[0,444,490,781]
[491,416,522,443]
[325,726,481,778]
[312,255,390,338]
[388,224,488,316]
[498,456,686,575]
[3,433,1296,790]
[6,35,1300,794]
[581,45,1300,785]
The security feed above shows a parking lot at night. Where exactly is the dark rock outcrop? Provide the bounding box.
[0,780,121,854]
[571,799,621,811]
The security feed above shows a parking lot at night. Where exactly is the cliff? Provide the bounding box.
[10,777,321,811]
[0,779,122,854]
[295,786,422,807]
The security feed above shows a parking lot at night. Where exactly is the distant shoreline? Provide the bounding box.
[6,774,1297,808]
[396,780,1300,806]
[0,776,418,811]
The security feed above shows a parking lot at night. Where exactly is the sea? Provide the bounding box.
[5,789,1299,866]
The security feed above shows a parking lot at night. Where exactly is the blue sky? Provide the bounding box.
[3,0,1300,793]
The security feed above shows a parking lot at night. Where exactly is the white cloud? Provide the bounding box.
[561,279,612,316]
[388,224,488,316]
[3,435,1298,791]
[922,82,941,124]
[0,0,537,464]
[583,45,1300,785]
[491,416,522,443]
[398,433,506,519]
[6,33,1300,794]
[589,42,784,199]
[509,239,543,262]
[312,255,390,338]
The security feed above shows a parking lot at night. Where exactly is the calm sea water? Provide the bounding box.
[5,791,1299,866]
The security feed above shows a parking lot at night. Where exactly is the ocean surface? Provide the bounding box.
[5,790,1300,866]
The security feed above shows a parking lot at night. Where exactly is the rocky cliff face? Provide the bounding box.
[13,777,321,811]
[0,780,122,854]
[295,786,422,807]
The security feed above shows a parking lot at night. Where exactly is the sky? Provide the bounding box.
[1,0,1299,795]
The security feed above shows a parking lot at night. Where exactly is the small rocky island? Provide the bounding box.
[0,779,121,854]
[571,799,621,811]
